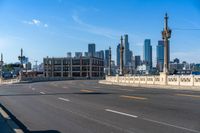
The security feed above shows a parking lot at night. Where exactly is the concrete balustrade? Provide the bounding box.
[105,75,200,87]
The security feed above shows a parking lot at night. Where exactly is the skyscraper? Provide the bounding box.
[96,50,104,59]
[104,49,109,67]
[157,40,164,71]
[116,43,120,67]
[144,39,152,68]
[135,56,141,69]
[88,43,96,57]
[124,34,132,66]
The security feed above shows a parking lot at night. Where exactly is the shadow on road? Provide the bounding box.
[0,104,62,133]
[30,131,61,133]
[0,92,113,97]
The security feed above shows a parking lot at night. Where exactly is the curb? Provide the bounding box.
[0,107,24,133]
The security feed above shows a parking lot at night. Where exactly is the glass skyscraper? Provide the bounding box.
[156,40,170,72]
[88,43,96,57]
[104,49,109,67]
[157,40,164,71]
[144,39,152,68]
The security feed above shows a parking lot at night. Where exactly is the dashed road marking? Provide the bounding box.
[105,109,138,118]
[58,97,70,102]
[40,92,46,95]
[120,95,147,100]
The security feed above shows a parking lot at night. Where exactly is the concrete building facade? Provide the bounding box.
[43,56,104,78]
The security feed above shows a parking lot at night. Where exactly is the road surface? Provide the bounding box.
[0,80,200,133]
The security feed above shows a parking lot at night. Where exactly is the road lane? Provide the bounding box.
[0,80,200,133]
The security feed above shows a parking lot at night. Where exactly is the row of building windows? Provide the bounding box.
[44,59,103,66]
[45,72,103,77]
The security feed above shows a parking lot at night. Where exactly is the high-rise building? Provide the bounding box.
[157,40,164,71]
[174,58,180,64]
[96,50,104,59]
[84,52,89,57]
[75,52,82,58]
[104,49,109,67]
[88,43,96,57]
[67,52,72,58]
[144,39,152,68]
[124,34,132,66]
[156,40,170,72]
[135,55,141,69]
[116,43,120,67]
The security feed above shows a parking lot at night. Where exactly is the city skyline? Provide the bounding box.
[0,0,200,65]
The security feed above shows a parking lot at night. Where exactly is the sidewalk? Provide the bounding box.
[0,113,13,133]
[0,106,24,133]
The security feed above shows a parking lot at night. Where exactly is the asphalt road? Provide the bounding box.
[0,80,200,133]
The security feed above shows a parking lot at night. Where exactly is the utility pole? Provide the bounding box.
[18,48,25,80]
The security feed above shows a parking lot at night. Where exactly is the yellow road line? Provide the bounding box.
[176,94,200,98]
[120,95,147,100]
[80,89,94,93]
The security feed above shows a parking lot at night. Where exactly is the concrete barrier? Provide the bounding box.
[104,75,200,88]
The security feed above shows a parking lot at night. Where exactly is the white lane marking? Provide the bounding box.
[40,92,45,95]
[105,109,138,118]
[142,118,200,133]
[32,88,35,91]
[63,86,68,89]
[58,97,70,102]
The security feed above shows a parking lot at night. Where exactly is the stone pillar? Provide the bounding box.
[119,36,124,76]
[160,13,172,85]
[162,13,171,74]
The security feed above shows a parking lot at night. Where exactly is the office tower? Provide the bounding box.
[67,52,72,58]
[88,43,96,57]
[157,40,164,71]
[116,43,120,67]
[75,52,82,58]
[124,34,132,66]
[105,49,109,67]
[135,55,141,69]
[96,50,104,59]
[144,39,152,68]
[84,52,89,57]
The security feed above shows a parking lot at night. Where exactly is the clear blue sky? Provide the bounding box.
[0,0,200,66]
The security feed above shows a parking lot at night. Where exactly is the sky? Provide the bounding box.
[0,0,200,66]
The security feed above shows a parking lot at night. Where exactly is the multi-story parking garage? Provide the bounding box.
[43,56,104,78]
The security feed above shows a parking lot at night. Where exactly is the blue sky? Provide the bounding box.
[0,0,200,66]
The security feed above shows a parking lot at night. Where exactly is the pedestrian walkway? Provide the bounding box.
[0,114,13,133]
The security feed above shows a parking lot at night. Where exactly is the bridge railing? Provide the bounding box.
[105,75,200,87]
